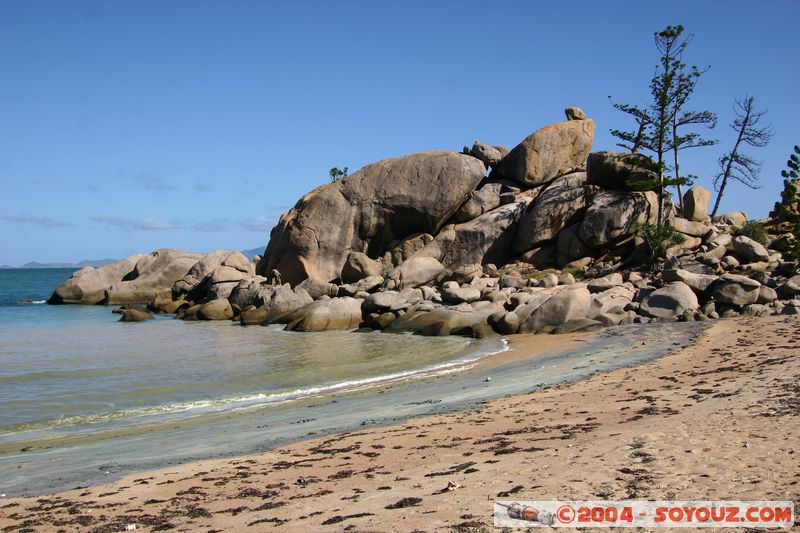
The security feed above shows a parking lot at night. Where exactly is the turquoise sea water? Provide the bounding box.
[0,268,704,496]
[0,268,502,441]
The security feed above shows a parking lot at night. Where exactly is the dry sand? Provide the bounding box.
[1,315,799,532]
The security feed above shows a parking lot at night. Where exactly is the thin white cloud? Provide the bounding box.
[192,219,229,232]
[133,173,174,190]
[239,216,276,232]
[92,215,186,231]
[1,213,73,228]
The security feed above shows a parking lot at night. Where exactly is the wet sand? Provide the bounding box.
[1,316,799,531]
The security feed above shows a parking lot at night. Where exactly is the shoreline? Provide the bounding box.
[2,315,797,531]
[0,321,704,500]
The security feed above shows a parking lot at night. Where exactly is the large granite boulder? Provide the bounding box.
[513,171,587,253]
[362,291,405,314]
[228,276,272,308]
[268,285,314,316]
[564,107,586,120]
[384,233,434,267]
[51,249,203,305]
[197,298,234,321]
[49,254,145,304]
[639,281,699,319]
[454,183,502,222]
[387,256,445,289]
[284,297,364,332]
[579,191,658,248]
[384,307,483,337]
[205,265,248,300]
[720,211,748,228]
[666,217,712,238]
[187,250,246,280]
[441,284,482,304]
[411,194,535,270]
[260,151,486,285]
[732,236,770,263]
[491,119,596,186]
[338,275,384,296]
[556,223,592,263]
[518,285,591,332]
[172,250,252,301]
[469,142,503,168]
[712,274,761,306]
[777,275,800,299]
[587,285,635,318]
[586,272,624,293]
[662,269,718,293]
[586,151,657,190]
[341,252,383,283]
[682,186,710,221]
[296,277,339,300]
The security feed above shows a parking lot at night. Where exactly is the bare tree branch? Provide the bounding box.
[711,96,773,216]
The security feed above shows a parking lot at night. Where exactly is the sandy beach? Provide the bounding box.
[2,315,799,532]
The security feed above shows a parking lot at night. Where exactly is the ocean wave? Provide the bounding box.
[0,337,508,436]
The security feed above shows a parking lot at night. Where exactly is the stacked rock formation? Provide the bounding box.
[50,108,800,336]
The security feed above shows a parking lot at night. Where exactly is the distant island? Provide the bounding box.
[4,259,118,269]
[2,246,265,269]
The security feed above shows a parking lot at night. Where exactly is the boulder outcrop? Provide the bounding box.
[579,191,658,248]
[284,297,364,332]
[491,119,595,187]
[683,186,710,221]
[412,194,535,270]
[341,252,383,283]
[513,172,588,253]
[259,151,486,285]
[386,256,445,289]
[453,183,502,222]
[713,274,761,306]
[51,249,202,305]
[49,255,145,304]
[639,282,699,319]
[586,151,658,191]
[48,110,799,340]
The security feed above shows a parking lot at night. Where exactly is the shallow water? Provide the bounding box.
[0,269,501,442]
[0,269,705,496]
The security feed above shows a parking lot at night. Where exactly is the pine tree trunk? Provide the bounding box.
[711,178,726,217]
[672,122,683,211]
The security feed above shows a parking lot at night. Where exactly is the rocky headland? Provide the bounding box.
[48,108,800,336]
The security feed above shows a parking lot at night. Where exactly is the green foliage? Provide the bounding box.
[635,222,686,261]
[561,267,586,280]
[733,220,769,246]
[771,145,800,224]
[329,166,349,182]
[621,153,691,191]
[769,146,800,260]
[609,25,716,226]
[771,224,800,261]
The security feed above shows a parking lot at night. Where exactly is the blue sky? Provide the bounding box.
[1,1,798,265]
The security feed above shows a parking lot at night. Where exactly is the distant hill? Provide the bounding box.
[241,246,265,260]
[6,247,265,269]
[19,259,117,269]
